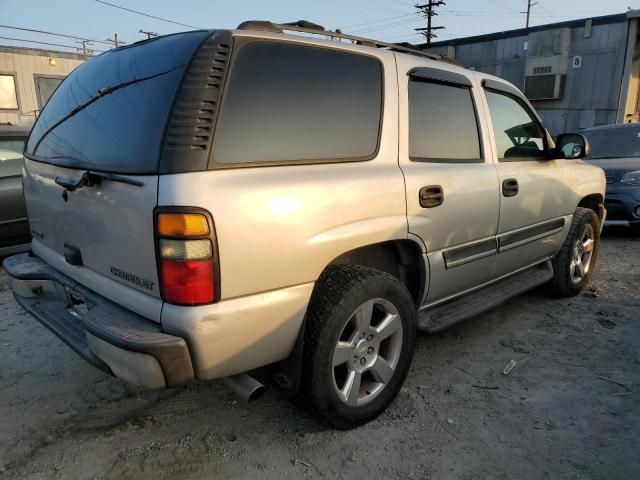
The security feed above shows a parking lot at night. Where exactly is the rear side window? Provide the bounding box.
[0,138,25,177]
[409,80,481,162]
[26,31,209,174]
[212,42,383,165]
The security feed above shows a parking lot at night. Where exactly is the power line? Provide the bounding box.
[341,13,417,29]
[0,35,104,53]
[487,0,519,12]
[351,17,423,35]
[94,0,201,29]
[0,24,115,45]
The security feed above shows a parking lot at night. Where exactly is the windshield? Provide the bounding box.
[584,126,640,159]
[26,31,209,174]
[0,138,26,177]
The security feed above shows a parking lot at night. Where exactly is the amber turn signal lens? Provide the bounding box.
[157,213,209,236]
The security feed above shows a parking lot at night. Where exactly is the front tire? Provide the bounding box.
[549,207,600,296]
[300,265,416,429]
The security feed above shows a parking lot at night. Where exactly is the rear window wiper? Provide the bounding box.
[32,64,184,155]
[55,171,144,191]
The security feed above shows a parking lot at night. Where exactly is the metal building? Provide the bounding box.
[0,46,88,127]
[422,11,640,134]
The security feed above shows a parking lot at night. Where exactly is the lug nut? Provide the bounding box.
[367,335,373,341]
[367,347,374,354]
[360,358,366,366]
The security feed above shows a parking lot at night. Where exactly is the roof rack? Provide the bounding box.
[236,20,442,61]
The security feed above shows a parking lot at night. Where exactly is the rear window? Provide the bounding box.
[0,138,25,177]
[212,42,383,165]
[584,127,640,159]
[26,31,210,174]
[409,79,481,162]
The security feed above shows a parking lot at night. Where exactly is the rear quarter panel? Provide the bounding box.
[158,48,407,300]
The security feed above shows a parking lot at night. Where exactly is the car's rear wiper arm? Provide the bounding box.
[33,64,184,155]
[55,171,144,192]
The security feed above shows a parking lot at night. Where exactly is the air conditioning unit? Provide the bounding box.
[524,28,571,101]
[524,73,566,100]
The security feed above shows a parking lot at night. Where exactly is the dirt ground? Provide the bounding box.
[0,229,639,480]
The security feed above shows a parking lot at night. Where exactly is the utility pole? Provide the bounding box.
[523,0,538,28]
[76,39,94,55]
[139,29,158,39]
[105,33,125,49]
[415,0,446,45]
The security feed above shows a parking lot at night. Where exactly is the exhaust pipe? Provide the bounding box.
[223,373,265,402]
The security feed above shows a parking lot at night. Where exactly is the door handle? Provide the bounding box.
[502,178,519,197]
[419,185,444,208]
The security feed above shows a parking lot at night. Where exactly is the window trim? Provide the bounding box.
[483,87,550,163]
[408,76,485,164]
[0,72,20,111]
[207,38,385,170]
[33,74,66,110]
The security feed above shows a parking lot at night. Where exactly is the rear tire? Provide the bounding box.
[549,207,600,297]
[300,265,416,429]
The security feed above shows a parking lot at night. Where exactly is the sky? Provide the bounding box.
[0,0,638,54]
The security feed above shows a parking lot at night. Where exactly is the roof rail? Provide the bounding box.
[236,20,442,61]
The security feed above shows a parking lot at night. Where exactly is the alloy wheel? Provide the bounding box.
[331,298,404,407]
[570,223,595,284]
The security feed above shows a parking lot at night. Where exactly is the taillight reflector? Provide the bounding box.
[161,260,215,305]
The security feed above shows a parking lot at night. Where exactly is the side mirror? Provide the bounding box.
[554,133,590,159]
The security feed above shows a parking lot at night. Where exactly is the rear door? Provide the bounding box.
[22,31,210,321]
[0,135,30,250]
[396,57,500,304]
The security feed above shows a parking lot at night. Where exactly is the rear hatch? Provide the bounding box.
[23,31,210,321]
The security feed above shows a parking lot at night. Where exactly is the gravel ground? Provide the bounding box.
[0,229,639,480]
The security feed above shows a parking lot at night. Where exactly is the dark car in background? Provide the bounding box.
[583,123,640,232]
[0,125,31,255]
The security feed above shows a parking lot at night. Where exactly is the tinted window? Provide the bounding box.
[485,90,547,161]
[26,31,209,174]
[584,127,640,159]
[409,80,481,162]
[0,138,25,177]
[213,42,382,164]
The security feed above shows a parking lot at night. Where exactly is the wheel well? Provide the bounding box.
[578,194,604,221]
[328,240,425,307]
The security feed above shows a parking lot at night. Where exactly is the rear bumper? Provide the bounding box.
[2,253,194,388]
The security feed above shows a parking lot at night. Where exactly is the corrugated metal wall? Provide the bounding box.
[434,20,630,134]
[0,47,86,127]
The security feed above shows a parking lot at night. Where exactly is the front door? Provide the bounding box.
[397,58,500,304]
[481,80,573,278]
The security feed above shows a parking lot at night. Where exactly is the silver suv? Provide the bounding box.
[3,21,606,428]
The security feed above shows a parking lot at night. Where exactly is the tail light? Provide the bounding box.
[156,210,218,305]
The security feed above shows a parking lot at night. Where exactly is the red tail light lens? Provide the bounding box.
[156,210,218,306]
[160,260,215,305]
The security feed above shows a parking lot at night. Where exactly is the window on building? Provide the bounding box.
[0,74,19,110]
[409,79,481,162]
[213,42,383,164]
[35,76,63,109]
[485,90,547,161]
[0,138,25,177]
